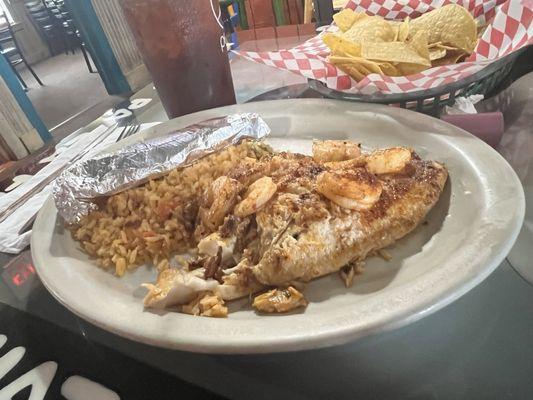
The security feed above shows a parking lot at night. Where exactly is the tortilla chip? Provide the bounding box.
[395,62,428,75]
[333,9,367,32]
[329,55,384,74]
[377,62,399,76]
[342,16,396,43]
[429,48,447,60]
[398,17,410,42]
[323,33,362,57]
[361,41,431,66]
[409,30,430,60]
[336,63,366,82]
[409,4,477,53]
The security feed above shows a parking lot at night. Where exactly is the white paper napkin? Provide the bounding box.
[0,122,161,254]
[445,95,484,115]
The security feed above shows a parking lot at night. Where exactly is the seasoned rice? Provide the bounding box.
[71,141,271,276]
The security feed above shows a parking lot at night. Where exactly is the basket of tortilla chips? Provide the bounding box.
[236,0,532,111]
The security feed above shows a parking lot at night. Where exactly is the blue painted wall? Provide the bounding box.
[0,53,51,143]
[65,0,131,95]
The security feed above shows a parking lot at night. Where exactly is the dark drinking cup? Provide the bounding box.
[120,0,236,118]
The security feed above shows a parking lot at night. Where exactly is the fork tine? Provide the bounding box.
[115,125,130,142]
[129,123,141,137]
[124,124,136,138]
[121,123,141,141]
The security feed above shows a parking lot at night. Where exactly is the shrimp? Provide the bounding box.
[366,147,412,175]
[324,156,367,170]
[234,176,277,217]
[312,140,361,163]
[202,176,242,230]
[316,169,382,210]
[252,286,308,313]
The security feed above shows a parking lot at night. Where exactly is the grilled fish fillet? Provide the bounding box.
[251,152,447,285]
[143,142,448,314]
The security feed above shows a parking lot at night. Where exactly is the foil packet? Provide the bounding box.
[53,113,271,224]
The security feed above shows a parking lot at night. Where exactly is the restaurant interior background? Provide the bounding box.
[0,0,343,191]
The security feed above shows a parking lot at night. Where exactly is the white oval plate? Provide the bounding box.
[32,100,525,354]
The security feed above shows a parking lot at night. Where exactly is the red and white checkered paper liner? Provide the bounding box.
[236,0,533,94]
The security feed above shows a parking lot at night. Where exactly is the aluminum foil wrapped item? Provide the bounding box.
[53,113,271,224]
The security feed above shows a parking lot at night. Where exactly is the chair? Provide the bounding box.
[25,1,62,55]
[44,0,72,54]
[56,1,96,72]
[24,0,95,72]
[0,12,43,89]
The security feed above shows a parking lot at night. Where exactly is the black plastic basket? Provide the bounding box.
[308,47,528,116]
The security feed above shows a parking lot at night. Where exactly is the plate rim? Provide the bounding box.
[31,99,526,354]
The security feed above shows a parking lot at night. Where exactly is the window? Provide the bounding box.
[0,0,14,23]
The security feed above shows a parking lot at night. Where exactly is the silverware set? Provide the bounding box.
[0,122,141,231]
